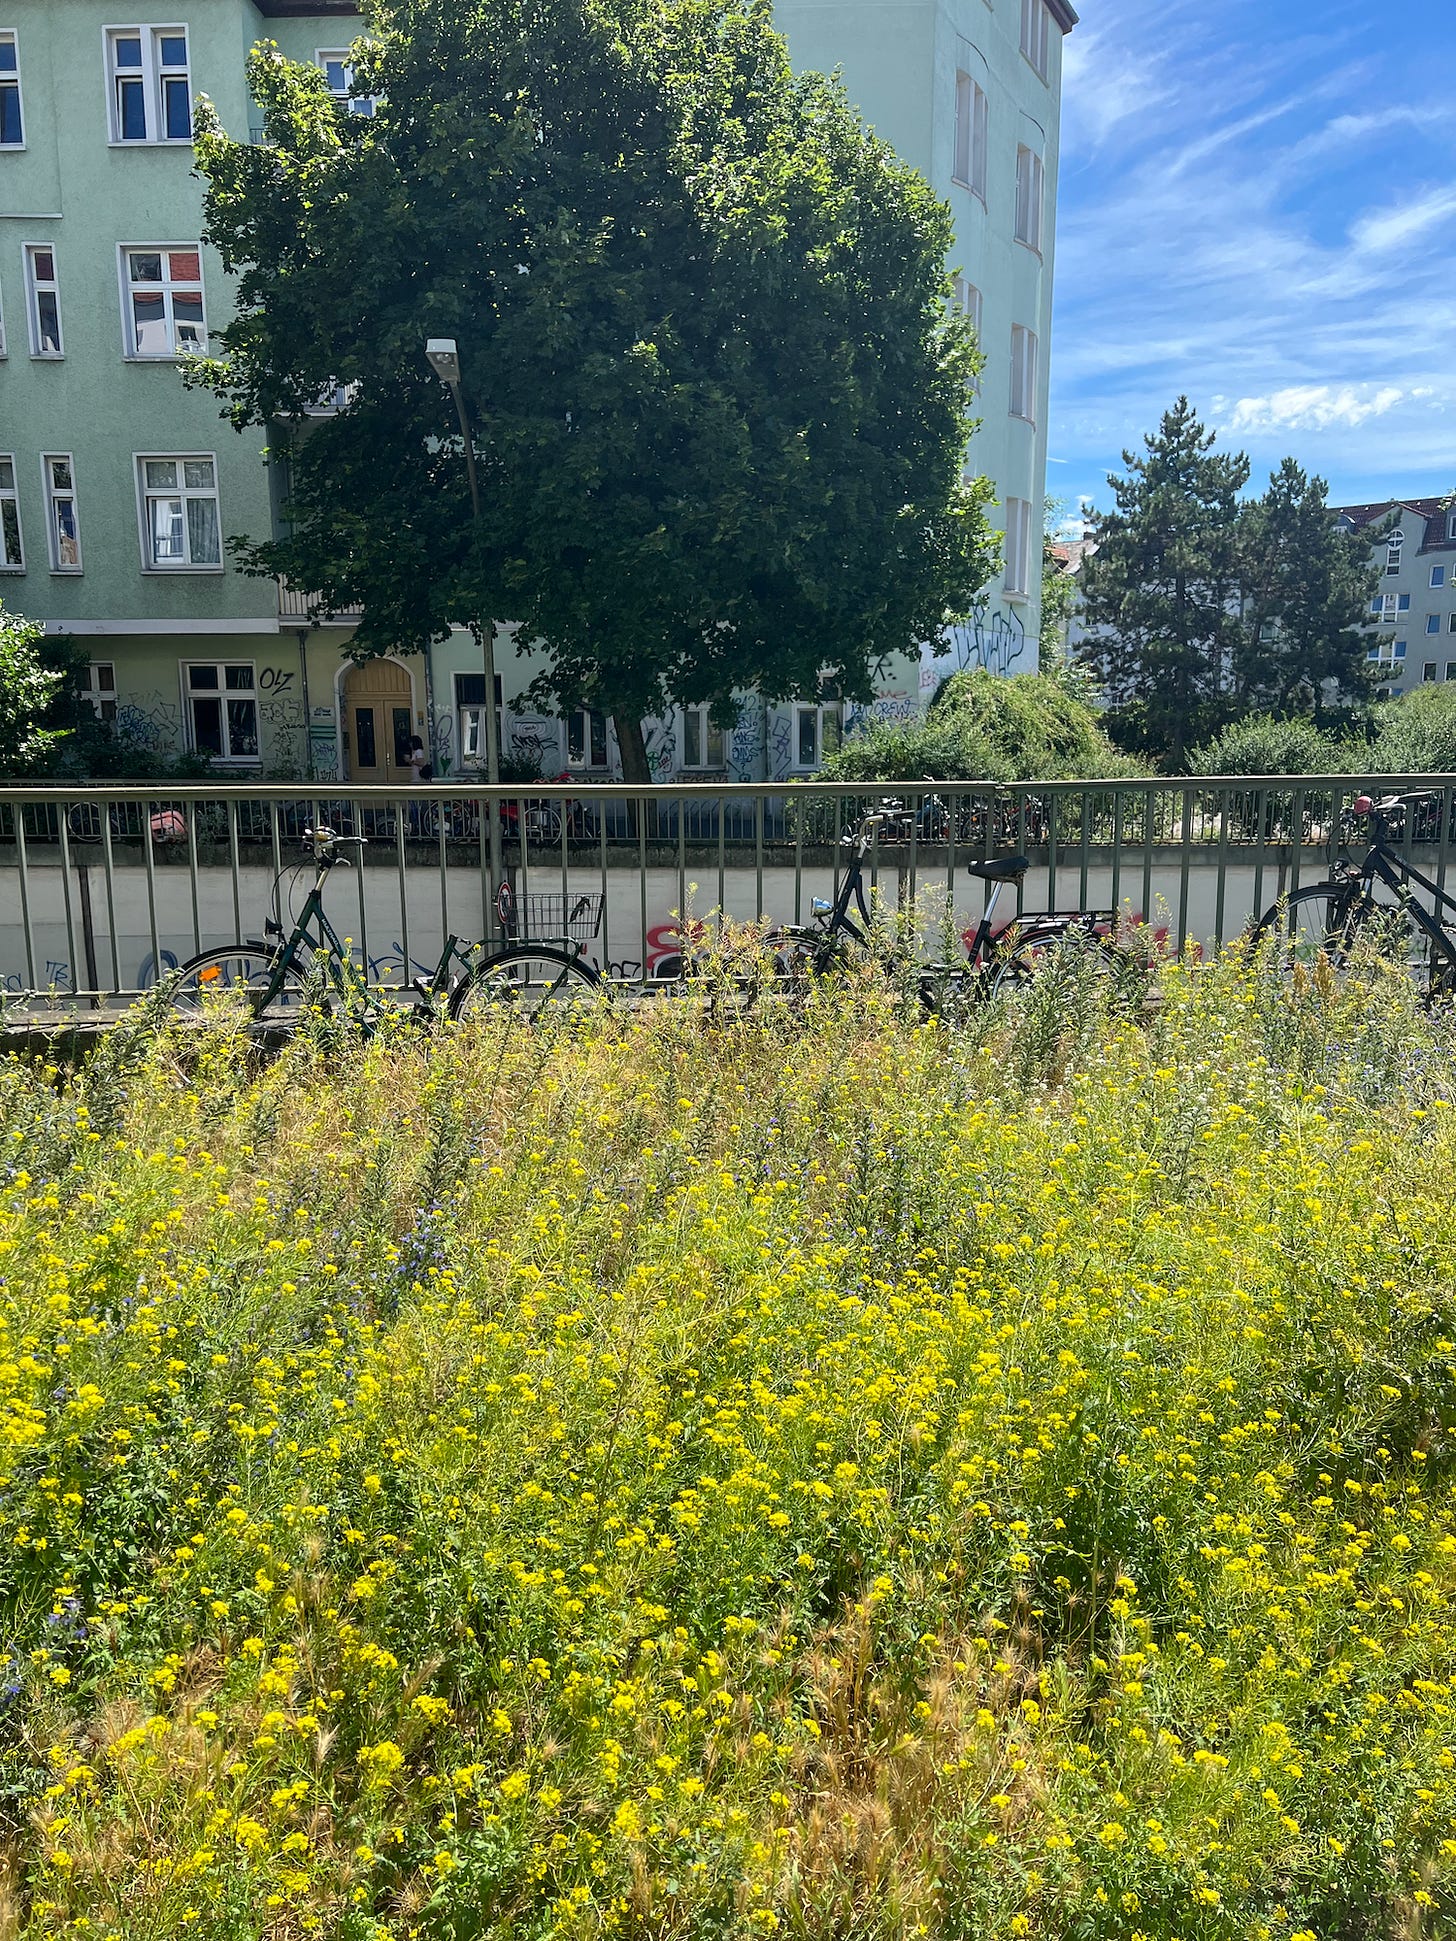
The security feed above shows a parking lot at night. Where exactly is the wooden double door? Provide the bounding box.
[342,660,416,785]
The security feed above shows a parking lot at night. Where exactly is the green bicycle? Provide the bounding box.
[165,826,603,1025]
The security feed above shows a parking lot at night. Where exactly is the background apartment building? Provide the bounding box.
[1333,499,1456,700]
[0,0,1070,787]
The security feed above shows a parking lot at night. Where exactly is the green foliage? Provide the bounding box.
[1081,398,1249,767]
[1187,712,1350,777]
[0,604,69,778]
[1366,681,1456,775]
[820,672,1129,782]
[5,957,1456,1932]
[1237,457,1379,718]
[189,0,997,778]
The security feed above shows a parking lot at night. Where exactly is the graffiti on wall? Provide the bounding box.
[922,603,1028,694]
[113,695,181,752]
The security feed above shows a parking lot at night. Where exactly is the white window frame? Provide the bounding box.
[953,72,988,199]
[317,48,376,116]
[0,29,23,149]
[23,241,61,357]
[455,671,503,767]
[118,243,206,358]
[1450,613,1456,635]
[1449,514,1456,542]
[1431,565,1446,588]
[105,24,191,145]
[1014,144,1044,252]
[0,453,22,570]
[1020,0,1050,80]
[565,706,609,771]
[1385,530,1404,574]
[1376,592,1410,623]
[181,661,260,765]
[1004,496,1033,599]
[680,705,725,771]
[790,701,842,772]
[41,453,81,574]
[952,275,982,401]
[1010,324,1038,423]
[1424,661,1439,683]
[135,452,223,573]
[84,661,117,723]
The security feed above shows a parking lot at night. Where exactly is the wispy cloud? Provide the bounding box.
[1047,0,1456,508]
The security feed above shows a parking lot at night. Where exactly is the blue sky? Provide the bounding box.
[1049,0,1456,529]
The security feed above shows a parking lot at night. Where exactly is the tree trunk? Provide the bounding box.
[614,714,652,785]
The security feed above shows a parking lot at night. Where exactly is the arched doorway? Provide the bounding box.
[341,659,415,785]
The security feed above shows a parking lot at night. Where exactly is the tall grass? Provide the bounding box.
[1,949,1455,1938]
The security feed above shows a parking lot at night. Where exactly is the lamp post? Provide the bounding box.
[426,336,503,941]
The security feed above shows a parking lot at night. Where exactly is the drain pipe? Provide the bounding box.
[297,629,313,781]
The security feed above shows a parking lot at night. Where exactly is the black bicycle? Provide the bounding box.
[1249,791,1456,1002]
[676,805,1129,1010]
[165,826,602,1025]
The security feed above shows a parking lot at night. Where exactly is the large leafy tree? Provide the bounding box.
[0,605,69,778]
[191,0,995,779]
[1080,398,1249,767]
[1235,458,1380,718]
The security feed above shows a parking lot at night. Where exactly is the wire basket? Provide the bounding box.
[498,886,605,944]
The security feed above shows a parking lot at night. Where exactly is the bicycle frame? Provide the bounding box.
[1346,829,1456,981]
[259,849,469,1013]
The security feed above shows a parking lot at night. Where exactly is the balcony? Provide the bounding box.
[277,580,363,625]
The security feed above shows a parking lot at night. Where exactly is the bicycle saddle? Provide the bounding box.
[965,854,1030,882]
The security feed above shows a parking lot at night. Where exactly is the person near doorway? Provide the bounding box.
[407,735,434,835]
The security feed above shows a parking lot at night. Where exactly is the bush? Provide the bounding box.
[5,957,1456,1933]
[823,671,1132,784]
[1187,712,1351,776]
[1366,681,1456,774]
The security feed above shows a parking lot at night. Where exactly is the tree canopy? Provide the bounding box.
[191,0,996,777]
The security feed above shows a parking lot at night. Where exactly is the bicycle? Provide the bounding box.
[164,826,602,1026]
[674,806,1130,1010]
[1248,790,1456,1002]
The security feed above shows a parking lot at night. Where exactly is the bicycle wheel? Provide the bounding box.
[988,935,1130,998]
[448,946,602,1020]
[1247,885,1385,977]
[165,943,308,1022]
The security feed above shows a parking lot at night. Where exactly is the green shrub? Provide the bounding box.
[1187,713,1351,776]
[1366,681,1456,774]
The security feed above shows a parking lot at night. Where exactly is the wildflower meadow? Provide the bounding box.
[1,948,1455,1939]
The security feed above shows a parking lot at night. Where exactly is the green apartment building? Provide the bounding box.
[1,0,1071,787]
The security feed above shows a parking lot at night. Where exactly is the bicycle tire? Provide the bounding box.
[988,935,1131,998]
[448,945,602,1020]
[165,943,309,1021]
[1247,884,1382,976]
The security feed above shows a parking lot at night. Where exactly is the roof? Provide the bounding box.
[1048,0,1079,29]
[1331,496,1456,554]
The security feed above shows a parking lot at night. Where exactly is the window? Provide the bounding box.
[1427,614,1442,634]
[1014,145,1044,251]
[455,671,503,765]
[107,27,190,143]
[952,72,987,198]
[0,455,20,570]
[566,706,608,770]
[1449,514,1456,542]
[1370,636,1406,664]
[1450,614,1456,634]
[0,31,22,146]
[1010,324,1038,422]
[792,702,842,771]
[1020,0,1051,79]
[184,663,258,762]
[1377,593,1410,623]
[1424,662,1438,683]
[1004,496,1033,597]
[681,705,724,770]
[24,243,61,356]
[1432,565,1446,588]
[1386,530,1403,575]
[122,247,204,356]
[1447,664,1456,681]
[318,50,375,116]
[42,454,80,572]
[137,455,220,569]
[85,662,117,723]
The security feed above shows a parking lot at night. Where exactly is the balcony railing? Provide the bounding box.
[277,580,363,624]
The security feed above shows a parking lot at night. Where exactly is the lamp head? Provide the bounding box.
[425,337,461,386]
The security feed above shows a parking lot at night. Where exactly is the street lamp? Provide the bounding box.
[426,336,503,940]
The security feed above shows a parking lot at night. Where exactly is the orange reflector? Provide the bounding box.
[198,966,222,982]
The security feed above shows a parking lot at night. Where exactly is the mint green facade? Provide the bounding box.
[0,0,1067,785]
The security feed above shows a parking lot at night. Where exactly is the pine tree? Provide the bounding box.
[1081,398,1249,766]
[1235,458,1380,718]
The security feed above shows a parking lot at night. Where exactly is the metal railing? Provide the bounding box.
[3,773,1454,1014]
[277,579,365,622]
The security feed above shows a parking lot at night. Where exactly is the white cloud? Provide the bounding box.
[1218,385,1406,434]
[1349,186,1456,255]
